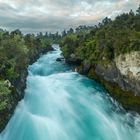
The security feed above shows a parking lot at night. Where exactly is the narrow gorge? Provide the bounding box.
[0,45,140,140]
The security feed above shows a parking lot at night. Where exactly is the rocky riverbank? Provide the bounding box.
[64,51,140,113]
[0,45,53,132]
[60,6,140,114]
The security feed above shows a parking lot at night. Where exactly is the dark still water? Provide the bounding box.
[0,45,140,140]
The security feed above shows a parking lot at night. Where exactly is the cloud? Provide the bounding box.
[0,0,139,33]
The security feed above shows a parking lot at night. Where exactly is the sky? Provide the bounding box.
[0,0,139,33]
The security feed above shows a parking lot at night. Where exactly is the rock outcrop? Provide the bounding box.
[115,51,140,95]
[65,53,82,65]
[56,57,65,62]
[71,51,140,113]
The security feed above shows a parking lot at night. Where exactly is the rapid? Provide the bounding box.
[0,44,140,140]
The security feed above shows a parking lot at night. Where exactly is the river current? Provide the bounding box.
[0,44,140,140]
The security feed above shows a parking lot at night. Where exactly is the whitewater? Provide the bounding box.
[0,44,140,140]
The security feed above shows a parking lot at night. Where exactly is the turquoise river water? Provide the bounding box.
[0,44,140,140]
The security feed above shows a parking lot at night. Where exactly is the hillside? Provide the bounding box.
[60,6,140,112]
[0,30,54,131]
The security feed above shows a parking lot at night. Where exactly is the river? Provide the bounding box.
[0,44,140,140]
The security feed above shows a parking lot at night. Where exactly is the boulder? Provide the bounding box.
[56,57,65,62]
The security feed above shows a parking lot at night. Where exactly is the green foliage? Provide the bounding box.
[0,80,11,96]
[0,30,53,80]
[0,101,8,111]
[61,6,140,66]
[60,5,140,113]
[0,29,54,129]
[61,34,78,58]
[6,67,18,80]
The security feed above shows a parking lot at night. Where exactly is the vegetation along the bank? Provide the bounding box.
[0,30,61,132]
[0,5,140,133]
[60,6,140,113]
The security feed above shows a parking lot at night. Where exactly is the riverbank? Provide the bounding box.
[61,51,140,114]
[1,44,140,140]
[60,7,140,114]
[0,30,53,132]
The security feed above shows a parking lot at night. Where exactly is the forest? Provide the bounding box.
[61,6,140,65]
[0,5,140,132]
[0,30,61,130]
[60,6,140,112]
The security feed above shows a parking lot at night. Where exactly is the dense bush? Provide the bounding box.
[0,29,54,118]
[61,6,140,65]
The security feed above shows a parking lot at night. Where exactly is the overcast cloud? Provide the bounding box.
[0,0,139,33]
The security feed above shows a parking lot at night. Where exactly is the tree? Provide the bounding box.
[62,30,67,37]
[45,32,48,37]
[129,9,135,16]
[136,5,140,15]
[102,17,112,25]
[37,32,43,38]
[67,28,74,34]
[11,29,22,36]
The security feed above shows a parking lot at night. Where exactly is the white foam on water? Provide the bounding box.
[1,45,140,140]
